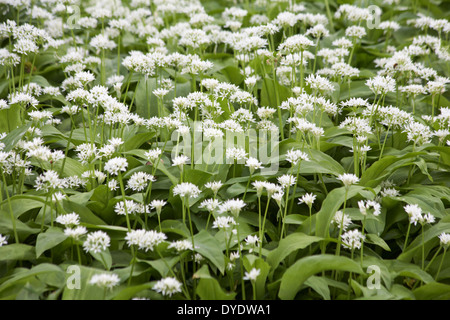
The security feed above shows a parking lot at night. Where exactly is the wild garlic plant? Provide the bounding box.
[0,0,449,301]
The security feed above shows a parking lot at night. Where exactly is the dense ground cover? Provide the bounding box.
[0,0,450,300]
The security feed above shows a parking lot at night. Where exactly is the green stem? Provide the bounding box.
[118,172,131,232]
[236,222,246,300]
[1,171,19,243]
[403,223,412,252]
[435,247,447,281]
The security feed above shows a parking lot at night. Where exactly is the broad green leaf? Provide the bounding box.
[386,260,434,284]
[266,232,322,271]
[398,222,450,262]
[90,249,113,271]
[243,255,271,300]
[0,210,40,240]
[0,244,36,261]
[284,214,307,225]
[1,122,31,150]
[194,230,226,274]
[62,199,106,225]
[278,255,364,300]
[194,265,236,300]
[304,276,330,300]
[0,264,64,296]
[112,283,154,300]
[366,233,391,252]
[413,283,450,300]
[62,265,121,300]
[315,185,366,239]
[140,256,180,277]
[36,227,68,258]
[161,219,191,238]
[359,152,426,188]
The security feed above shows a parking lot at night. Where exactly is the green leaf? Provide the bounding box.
[0,210,40,240]
[304,276,330,300]
[135,77,158,119]
[112,283,154,300]
[315,185,366,239]
[62,199,106,225]
[278,255,364,300]
[1,122,32,151]
[90,249,113,270]
[366,233,391,252]
[359,152,426,188]
[266,232,322,271]
[243,255,271,299]
[0,195,46,218]
[413,283,450,300]
[194,230,226,274]
[260,77,290,108]
[398,222,450,262]
[0,264,64,296]
[0,244,36,261]
[284,214,307,225]
[161,220,191,238]
[386,260,434,284]
[194,265,236,300]
[62,265,121,300]
[140,256,180,277]
[36,227,68,258]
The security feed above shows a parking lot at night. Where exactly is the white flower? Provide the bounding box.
[104,157,128,176]
[272,192,285,207]
[153,277,182,297]
[345,26,367,39]
[366,75,396,95]
[245,235,260,253]
[380,188,400,198]
[341,229,365,250]
[168,239,193,252]
[173,182,201,199]
[243,268,261,281]
[332,210,352,231]
[278,34,314,53]
[439,232,450,247]
[172,155,189,167]
[0,234,7,247]
[145,148,162,163]
[219,199,246,217]
[286,148,310,165]
[264,182,283,198]
[404,204,423,226]
[108,179,119,191]
[125,229,167,252]
[305,74,335,93]
[298,193,316,207]
[212,216,237,230]
[245,157,263,174]
[226,147,247,162]
[64,226,87,240]
[204,181,223,196]
[199,198,221,212]
[337,173,359,188]
[277,174,297,189]
[56,213,80,226]
[423,213,435,224]
[403,122,433,146]
[358,200,381,217]
[89,273,120,289]
[83,231,111,253]
[127,172,155,191]
[150,200,167,215]
[252,181,266,198]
